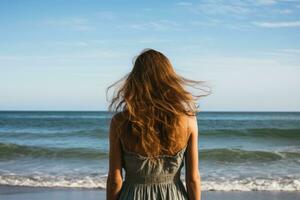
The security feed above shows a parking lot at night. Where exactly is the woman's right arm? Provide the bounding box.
[106,115,123,200]
[185,114,201,200]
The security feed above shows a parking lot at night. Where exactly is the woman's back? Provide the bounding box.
[119,113,190,157]
[119,141,189,199]
[117,113,191,200]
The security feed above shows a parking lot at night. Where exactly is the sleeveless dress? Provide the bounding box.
[118,141,189,200]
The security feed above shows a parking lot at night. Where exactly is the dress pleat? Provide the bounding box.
[118,144,189,200]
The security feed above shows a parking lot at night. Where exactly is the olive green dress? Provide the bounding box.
[118,142,189,200]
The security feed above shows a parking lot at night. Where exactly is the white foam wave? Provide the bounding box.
[0,175,107,189]
[199,177,300,191]
[1,175,300,191]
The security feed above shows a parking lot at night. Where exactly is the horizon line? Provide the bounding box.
[0,110,300,113]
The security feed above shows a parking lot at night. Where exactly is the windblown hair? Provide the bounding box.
[106,48,210,157]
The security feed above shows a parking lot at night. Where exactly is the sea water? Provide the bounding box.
[0,111,299,191]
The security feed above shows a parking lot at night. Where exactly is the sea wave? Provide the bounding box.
[0,174,299,191]
[0,174,107,189]
[0,142,299,162]
[201,177,300,191]
[202,128,300,139]
[0,143,107,160]
[201,148,300,162]
[0,112,112,119]
[0,128,108,139]
[1,128,300,140]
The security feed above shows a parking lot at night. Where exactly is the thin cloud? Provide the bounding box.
[256,0,278,5]
[175,1,251,15]
[48,41,89,47]
[273,8,293,14]
[92,11,117,21]
[253,20,300,27]
[0,50,129,62]
[117,19,183,31]
[252,0,298,6]
[259,48,300,59]
[174,1,254,30]
[43,17,92,31]
[281,48,300,53]
[136,38,172,44]
[181,56,280,67]
[175,0,299,24]
[175,1,192,6]
[142,8,153,11]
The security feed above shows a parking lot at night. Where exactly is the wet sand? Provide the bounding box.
[0,186,299,200]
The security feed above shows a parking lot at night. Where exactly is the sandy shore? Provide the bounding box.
[0,186,299,200]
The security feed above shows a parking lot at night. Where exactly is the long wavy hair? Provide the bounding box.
[106,48,210,157]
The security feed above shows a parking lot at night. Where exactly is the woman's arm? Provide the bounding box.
[106,115,123,200]
[185,115,201,200]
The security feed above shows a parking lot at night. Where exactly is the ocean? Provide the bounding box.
[0,111,299,191]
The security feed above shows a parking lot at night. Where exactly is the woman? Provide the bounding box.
[106,48,209,200]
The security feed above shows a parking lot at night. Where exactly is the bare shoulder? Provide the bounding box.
[186,112,198,137]
[109,111,126,137]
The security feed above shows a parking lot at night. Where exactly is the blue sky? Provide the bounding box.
[1,0,300,111]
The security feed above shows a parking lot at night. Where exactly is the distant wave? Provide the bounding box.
[0,128,108,139]
[0,113,112,119]
[201,148,300,162]
[1,128,300,140]
[202,128,300,139]
[0,174,299,191]
[0,143,107,160]
[1,142,299,162]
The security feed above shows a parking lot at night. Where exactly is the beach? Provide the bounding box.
[0,111,299,198]
[1,186,300,200]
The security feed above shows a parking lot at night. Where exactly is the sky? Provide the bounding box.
[0,0,300,111]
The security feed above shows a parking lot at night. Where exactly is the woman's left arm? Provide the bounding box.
[106,115,123,200]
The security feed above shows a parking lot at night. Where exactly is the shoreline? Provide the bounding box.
[0,186,299,200]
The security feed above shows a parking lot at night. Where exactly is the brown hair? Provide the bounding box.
[106,48,210,157]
